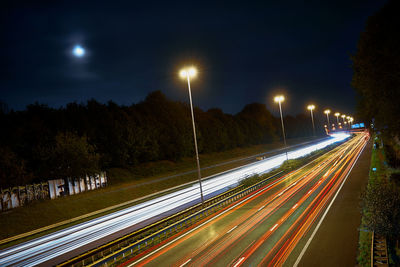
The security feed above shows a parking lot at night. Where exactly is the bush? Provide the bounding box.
[362,178,400,238]
[239,174,261,188]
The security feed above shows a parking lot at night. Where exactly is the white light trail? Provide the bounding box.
[0,134,349,266]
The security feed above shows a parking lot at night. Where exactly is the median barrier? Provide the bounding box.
[58,171,283,267]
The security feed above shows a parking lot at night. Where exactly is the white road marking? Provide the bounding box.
[227,225,238,234]
[125,136,352,267]
[270,223,279,231]
[233,257,245,267]
[293,139,367,267]
[127,169,289,266]
[257,205,265,211]
[292,203,298,209]
[179,258,191,267]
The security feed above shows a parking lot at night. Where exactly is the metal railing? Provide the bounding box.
[371,231,388,267]
[58,171,283,267]
[59,139,348,267]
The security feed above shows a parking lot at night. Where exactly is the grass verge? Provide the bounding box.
[357,134,387,266]
[0,136,322,247]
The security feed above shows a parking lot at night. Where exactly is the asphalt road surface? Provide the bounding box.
[0,135,348,266]
[292,138,372,267]
[122,132,368,267]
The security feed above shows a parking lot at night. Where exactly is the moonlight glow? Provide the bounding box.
[72,45,85,57]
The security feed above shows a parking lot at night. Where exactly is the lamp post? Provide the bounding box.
[346,116,351,129]
[324,109,331,130]
[274,95,288,161]
[341,114,346,124]
[341,114,347,130]
[334,112,340,127]
[179,66,204,206]
[307,104,316,137]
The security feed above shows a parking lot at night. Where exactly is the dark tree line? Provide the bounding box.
[353,0,400,243]
[0,91,324,188]
[352,0,400,143]
[352,0,400,168]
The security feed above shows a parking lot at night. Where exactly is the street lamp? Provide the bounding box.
[341,114,347,130]
[274,95,288,161]
[346,116,351,129]
[307,104,316,137]
[341,114,346,124]
[334,112,340,127]
[179,66,204,206]
[324,109,331,130]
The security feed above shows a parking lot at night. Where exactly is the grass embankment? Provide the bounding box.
[357,135,390,266]
[0,136,320,246]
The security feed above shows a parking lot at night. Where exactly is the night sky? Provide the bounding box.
[1,0,385,116]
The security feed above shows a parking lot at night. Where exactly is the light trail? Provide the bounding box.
[272,137,367,266]
[249,138,367,266]
[0,134,348,266]
[120,133,366,267]
[126,135,356,267]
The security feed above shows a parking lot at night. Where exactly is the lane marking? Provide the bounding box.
[257,205,265,211]
[179,258,191,267]
[270,224,279,231]
[233,257,245,267]
[292,203,298,209]
[278,179,298,197]
[127,168,289,266]
[293,138,368,267]
[307,190,312,195]
[227,225,238,234]
[126,138,352,267]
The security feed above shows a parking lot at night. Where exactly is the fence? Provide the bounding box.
[371,231,388,267]
[0,172,107,212]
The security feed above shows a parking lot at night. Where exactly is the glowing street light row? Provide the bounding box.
[312,107,354,130]
[178,65,355,204]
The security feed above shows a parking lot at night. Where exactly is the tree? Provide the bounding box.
[0,90,319,187]
[236,103,278,145]
[362,178,400,238]
[0,147,30,188]
[352,0,400,136]
[48,132,100,180]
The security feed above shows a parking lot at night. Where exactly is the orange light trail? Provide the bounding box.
[120,133,368,267]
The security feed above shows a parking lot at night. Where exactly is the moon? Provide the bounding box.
[72,45,85,57]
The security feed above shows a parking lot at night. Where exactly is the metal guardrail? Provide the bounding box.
[59,139,348,267]
[91,171,284,267]
[371,231,388,267]
[58,138,350,267]
[58,170,283,267]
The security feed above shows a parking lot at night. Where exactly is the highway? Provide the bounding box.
[0,134,349,266]
[122,132,368,267]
